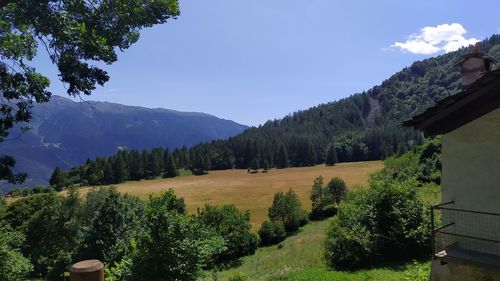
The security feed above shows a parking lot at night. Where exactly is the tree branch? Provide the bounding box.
[0,0,13,8]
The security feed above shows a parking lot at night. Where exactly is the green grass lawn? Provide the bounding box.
[202,219,430,281]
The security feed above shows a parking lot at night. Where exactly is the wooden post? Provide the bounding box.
[70,260,104,281]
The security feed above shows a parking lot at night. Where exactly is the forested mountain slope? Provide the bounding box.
[188,34,500,169]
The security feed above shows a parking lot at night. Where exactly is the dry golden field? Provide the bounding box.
[78,161,383,229]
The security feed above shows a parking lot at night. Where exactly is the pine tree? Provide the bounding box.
[103,162,115,184]
[145,153,161,179]
[250,158,260,173]
[49,166,66,191]
[276,144,289,169]
[202,155,211,172]
[190,153,210,175]
[113,157,128,183]
[163,154,178,178]
[262,159,270,173]
[325,145,338,166]
[128,151,143,180]
[306,141,317,166]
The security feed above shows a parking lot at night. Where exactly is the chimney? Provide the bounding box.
[457,44,495,87]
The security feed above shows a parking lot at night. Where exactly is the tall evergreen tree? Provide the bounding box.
[276,144,289,169]
[250,158,260,172]
[306,140,317,166]
[128,151,143,180]
[113,157,128,183]
[163,154,179,178]
[325,145,338,166]
[203,155,212,172]
[103,162,115,184]
[49,166,66,191]
[145,153,161,179]
[262,159,270,173]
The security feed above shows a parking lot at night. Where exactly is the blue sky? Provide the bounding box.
[34,0,500,126]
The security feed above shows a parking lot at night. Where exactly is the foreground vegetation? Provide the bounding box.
[1,188,261,280]
[0,139,441,280]
[205,220,431,281]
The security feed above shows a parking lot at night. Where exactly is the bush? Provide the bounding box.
[21,189,30,197]
[147,189,186,214]
[268,189,308,233]
[76,189,144,265]
[324,179,431,269]
[0,225,33,281]
[197,204,258,263]
[258,220,286,246]
[310,176,346,220]
[7,188,21,197]
[382,138,441,185]
[325,177,347,204]
[126,194,225,281]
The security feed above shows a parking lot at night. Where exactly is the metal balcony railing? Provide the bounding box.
[431,201,500,266]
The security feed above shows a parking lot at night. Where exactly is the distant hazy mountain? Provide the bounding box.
[1,96,247,189]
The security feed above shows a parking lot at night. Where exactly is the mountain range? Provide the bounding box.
[1,96,247,189]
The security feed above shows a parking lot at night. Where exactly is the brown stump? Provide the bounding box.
[70,260,104,281]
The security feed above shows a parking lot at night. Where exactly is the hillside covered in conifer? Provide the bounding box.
[187,35,500,169]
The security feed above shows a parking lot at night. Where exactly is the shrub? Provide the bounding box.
[381,138,441,185]
[258,220,286,246]
[7,188,21,197]
[21,189,30,197]
[310,176,346,220]
[5,193,56,229]
[147,189,186,214]
[268,189,308,233]
[325,177,347,204]
[76,190,144,265]
[197,204,258,263]
[0,225,33,281]
[126,194,225,281]
[324,179,431,269]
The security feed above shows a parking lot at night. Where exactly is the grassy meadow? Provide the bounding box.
[76,161,383,228]
[203,219,429,281]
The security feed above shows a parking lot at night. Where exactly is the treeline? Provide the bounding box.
[50,147,192,188]
[55,123,423,189]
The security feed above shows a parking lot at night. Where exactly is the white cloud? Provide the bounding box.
[392,23,479,55]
